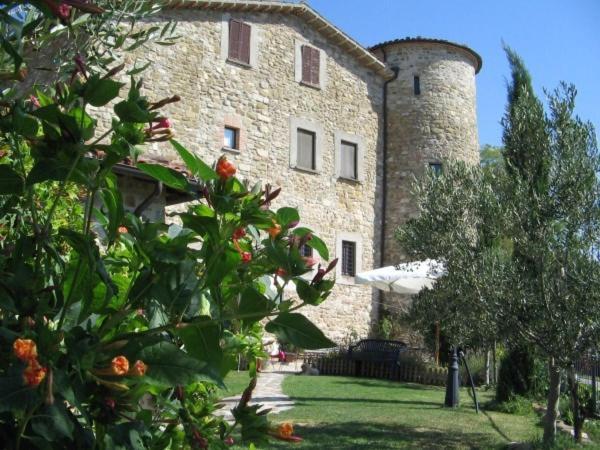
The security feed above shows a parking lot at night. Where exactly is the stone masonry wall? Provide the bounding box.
[124,10,385,342]
[372,43,480,342]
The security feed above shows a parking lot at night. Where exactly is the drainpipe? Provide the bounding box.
[380,48,400,267]
[134,181,164,217]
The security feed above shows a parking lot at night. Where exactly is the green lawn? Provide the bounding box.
[265,375,542,449]
[217,370,253,398]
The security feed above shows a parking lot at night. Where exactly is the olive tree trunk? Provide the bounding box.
[568,366,584,443]
[543,358,561,445]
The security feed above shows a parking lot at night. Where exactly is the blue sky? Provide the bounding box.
[308,0,600,148]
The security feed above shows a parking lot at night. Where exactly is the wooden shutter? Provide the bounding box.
[301,45,311,83]
[297,128,316,170]
[229,19,251,64]
[310,46,320,85]
[228,19,241,61]
[239,22,251,64]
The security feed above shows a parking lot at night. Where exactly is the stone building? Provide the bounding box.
[117,0,482,342]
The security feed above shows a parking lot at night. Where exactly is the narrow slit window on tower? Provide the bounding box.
[414,75,421,95]
[429,162,442,176]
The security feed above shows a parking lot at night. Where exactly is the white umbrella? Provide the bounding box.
[355,259,446,294]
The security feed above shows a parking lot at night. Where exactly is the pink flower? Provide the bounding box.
[29,95,40,108]
[151,118,171,130]
[57,3,72,20]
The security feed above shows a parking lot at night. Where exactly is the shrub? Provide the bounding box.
[496,345,548,402]
[495,395,535,416]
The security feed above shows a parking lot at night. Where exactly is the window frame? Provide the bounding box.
[334,131,365,182]
[223,126,240,151]
[220,14,259,68]
[341,240,356,277]
[335,232,363,284]
[296,128,317,171]
[289,117,323,173]
[294,40,327,89]
[428,162,442,176]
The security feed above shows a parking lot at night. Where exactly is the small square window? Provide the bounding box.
[341,240,356,277]
[300,244,313,258]
[429,162,442,176]
[414,75,421,96]
[297,128,316,170]
[340,140,358,180]
[224,126,239,149]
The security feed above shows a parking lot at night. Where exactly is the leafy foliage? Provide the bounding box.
[0,2,337,448]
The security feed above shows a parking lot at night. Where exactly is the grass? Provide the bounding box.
[216,370,253,398]
[264,375,542,449]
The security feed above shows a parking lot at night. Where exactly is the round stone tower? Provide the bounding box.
[370,37,482,266]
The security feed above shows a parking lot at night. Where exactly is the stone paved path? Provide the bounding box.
[215,369,295,422]
[215,371,294,422]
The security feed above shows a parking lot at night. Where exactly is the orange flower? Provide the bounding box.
[23,359,47,387]
[13,338,38,362]
[111,356,130,376]
[118,226,128,234]
[268,223,282,239]
[129,360,147,377]
[216,156,236,180]
[278,423,294,438]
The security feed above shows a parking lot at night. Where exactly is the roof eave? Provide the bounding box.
[164,0,394,80]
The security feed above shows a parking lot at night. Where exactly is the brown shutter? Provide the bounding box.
[239,22,251,64]
[310,47,320,85]
[229,19,241,61]
[301,45,311,83]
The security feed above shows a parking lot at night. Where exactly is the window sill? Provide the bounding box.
[337,275,357,286]
[337,176,362,185]
[300,80,322,90]
[222,146,240,154]
[226,58,253,69]
[292,165,320,175]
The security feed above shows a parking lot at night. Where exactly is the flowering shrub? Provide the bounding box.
[0,2,336,448]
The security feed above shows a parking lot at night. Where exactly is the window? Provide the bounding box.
[341,241,356,277]
[300,244,313,258]
[429,162,442,176]
[334,132,364,182]
[290,117,323,172]
[301,45,320,86]
[296,128,316,170]
[414,75,421,95]
[340,140,358,180]
[224,126,239,150]
[228,19,251,65]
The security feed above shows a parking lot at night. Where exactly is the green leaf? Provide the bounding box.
[295,279,323,305]
[137,163,189,191]
[276,207,300,228]
[239,287,273,323]
[294,227,329,260]
[0,375,38,413]
[114,99,151,123]
[170,139,218,181]
[177,323,230,379]
[265,313,335,350]
[0,165,24,194]
[137,341,219,386]
[31,404,75,441]
[83,75,123,107]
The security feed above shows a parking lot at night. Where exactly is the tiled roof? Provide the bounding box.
[369,37,482,74]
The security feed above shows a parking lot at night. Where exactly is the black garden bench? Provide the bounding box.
[347,339,408,378]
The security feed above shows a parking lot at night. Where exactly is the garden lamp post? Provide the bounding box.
[444,347,460,408]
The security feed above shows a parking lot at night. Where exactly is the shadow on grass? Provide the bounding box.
[332,379,444,391]
[291,396,441,407]
[267,421,507,450]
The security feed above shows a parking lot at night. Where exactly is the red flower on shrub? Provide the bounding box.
[129,360,147,377]
[29,95,41,108]
[241,252,252,263]
[111,356,130,375]
[216,156,236,180]
[57,3,72,20]
[275,267,287,277]
[232,227,246,240]
[13,338,38,362]
[151,118,171,130]
[23,360,47,387]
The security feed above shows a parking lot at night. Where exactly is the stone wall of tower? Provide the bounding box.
[372,42,480,268]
